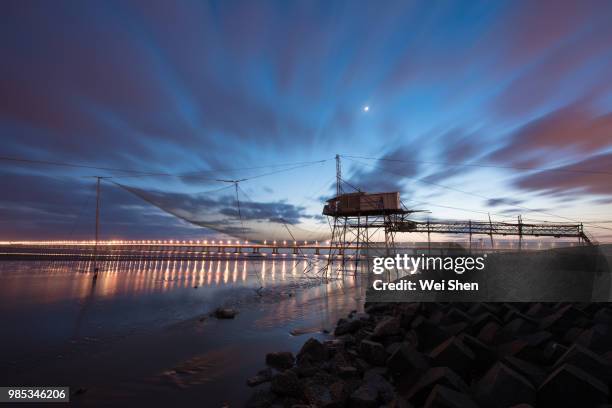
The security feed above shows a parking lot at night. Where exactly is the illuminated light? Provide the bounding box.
[204,240,208,244]
[273,241,277,245]
[283,241,287,245]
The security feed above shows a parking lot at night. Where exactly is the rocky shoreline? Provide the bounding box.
[246,302,612,407]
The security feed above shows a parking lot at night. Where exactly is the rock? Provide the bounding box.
[338,366,359,379]
[501,356,547,387]
[402,367,469,406]
[386,343,429,380]
[386,342,403,356]
[575,324,612,353]
[520,331,552,348]
[303,380,348,407]
[293,358,319,378]
[443,307,472,325]
[525,303,552,318]
[429,337,475,379]
[360,339,387,366]
[266,351,295,370]
[440,322,468,336]
[552,344,612,384]
[349,384,378,408]
[247,368,273,387]
[457,333,496,373]
[365,303,392,315]
[538,364,609,407]
[214,307,238,319]
[364,370,394,403]
[298,337,327,363]
[470,312,502,335]
[388,394,414,408]
[245,388,277,408]
[543,341,568,364]
[397,303,420,328]
[497,339,543,364]
[474,362,536,408]
[354,357,371,372]
[477,321,502,345]
[423,384,479,408]
[594,307,612,324]
[563,327,584,344]
[504,317,537,335]
[411,316,452,351]
[539,306,584,335]
[373,316,401,338]
[271,370,303,398]
[335,319,363,335]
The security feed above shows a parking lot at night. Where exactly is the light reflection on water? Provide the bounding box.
[0,257,327,306]
[0,258,363,406]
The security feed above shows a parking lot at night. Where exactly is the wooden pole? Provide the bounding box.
[93,176,101,279]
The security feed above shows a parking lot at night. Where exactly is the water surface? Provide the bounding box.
[0,257,363,407]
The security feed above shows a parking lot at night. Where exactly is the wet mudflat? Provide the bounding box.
[0,258,363,407]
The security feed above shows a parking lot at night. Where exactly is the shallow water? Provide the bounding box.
[0,258,364,407]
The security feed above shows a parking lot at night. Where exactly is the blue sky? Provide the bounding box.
[1,0,611,241]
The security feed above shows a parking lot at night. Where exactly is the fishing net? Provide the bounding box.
[112,181,331,243]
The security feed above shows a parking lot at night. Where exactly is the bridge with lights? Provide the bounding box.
[0,240,344,261]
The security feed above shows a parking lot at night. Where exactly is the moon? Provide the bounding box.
[363,105,370,112]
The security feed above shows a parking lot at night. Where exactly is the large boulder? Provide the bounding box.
[552,343,612,384]
[270,370,303,399]
[386,343,430,380]
[411,316,452,351]
[349,384,378,408]
[402,367,469,406]
[423,384,479,408]
[297,337,327,364]
[538,364,609,407]
[373,316,401,338]
[245,388,277,408]
[266,351,295,370]
[474,362,536,408]
[429,337,475,379]
[501,356,546,387]
[303,380,349,407]
[360,340,387,366]
[247,368,273,387]
[458,333,496,373]
[363,370,395,403]
[335,318,364,336]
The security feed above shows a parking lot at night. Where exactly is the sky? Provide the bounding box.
[1,0,612,242]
